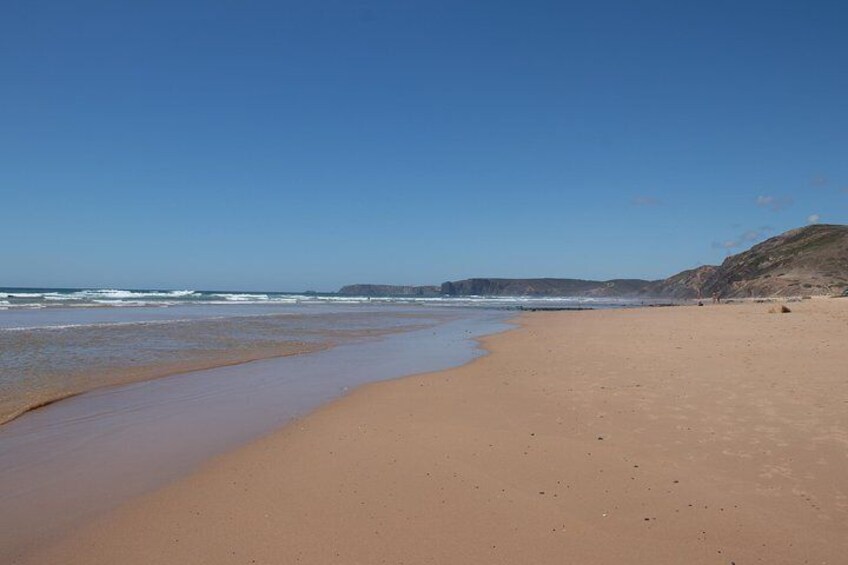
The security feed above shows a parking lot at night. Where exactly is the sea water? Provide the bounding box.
[0,286,645,310]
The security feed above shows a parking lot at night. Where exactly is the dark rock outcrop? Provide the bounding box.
[641,265,719,298]
[337,284,441,297]
[440,278,651,297]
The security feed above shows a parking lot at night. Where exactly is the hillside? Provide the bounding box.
[695,224,848,298]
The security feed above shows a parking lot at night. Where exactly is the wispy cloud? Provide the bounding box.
[712,226,772,252]
[807,214,821,224]
[809,174,828,187]
[756,195,792,211]
[714,239,744,251]
[631,195,661,207]
[748,227,772,240]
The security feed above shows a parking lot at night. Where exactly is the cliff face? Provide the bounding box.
[440,278,651,297]
[642,265,719,298]
[337,284,441,297]
[338,225,848,300]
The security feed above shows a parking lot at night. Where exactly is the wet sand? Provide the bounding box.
[0,341,327,426]
[15,299,848,564]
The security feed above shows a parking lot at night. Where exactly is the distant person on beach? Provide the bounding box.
[712,292,720,304]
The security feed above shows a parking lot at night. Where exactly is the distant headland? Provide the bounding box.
[339,224,848,299]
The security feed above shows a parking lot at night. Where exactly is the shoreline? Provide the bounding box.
[0,311,511,559]
[0,301,686,428]
[14,298,848,564]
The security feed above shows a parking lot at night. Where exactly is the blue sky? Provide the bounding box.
[2,1,847,291]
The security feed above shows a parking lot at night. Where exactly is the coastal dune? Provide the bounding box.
[18,300,848,564]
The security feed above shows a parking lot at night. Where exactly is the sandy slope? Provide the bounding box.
[16,300,848,564]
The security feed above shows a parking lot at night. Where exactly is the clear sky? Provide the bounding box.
[2,1,847,291]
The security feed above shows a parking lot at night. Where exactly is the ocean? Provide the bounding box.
[0,286,643,310]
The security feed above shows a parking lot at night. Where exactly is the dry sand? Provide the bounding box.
[15,300,848,564]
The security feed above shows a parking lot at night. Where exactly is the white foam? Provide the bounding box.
[210,293,270,301]
[75,289,198,299]
[0,287,653,312]
[44,293,82,301]
[165,290,197,297]
[90,299,173,307]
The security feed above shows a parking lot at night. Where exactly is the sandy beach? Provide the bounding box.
[15,299,848,565]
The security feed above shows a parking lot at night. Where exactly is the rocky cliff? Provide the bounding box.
[337,284,441,297]
[641,265,719,298]
[440,278,651,297]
